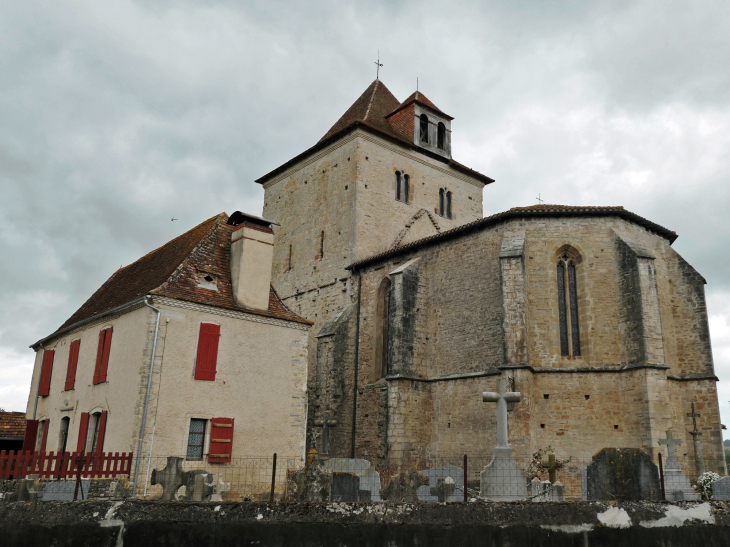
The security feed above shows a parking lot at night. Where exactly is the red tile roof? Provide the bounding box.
[347,204,678,271]
[0,412,26,439]
[256,80,494,186]
[389,91,453,120]
[46,214,309,342]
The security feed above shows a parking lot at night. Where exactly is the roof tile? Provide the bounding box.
[0,412,26,439]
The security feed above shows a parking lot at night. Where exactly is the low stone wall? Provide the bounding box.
[0,477,133,501]
[2,500,730,546]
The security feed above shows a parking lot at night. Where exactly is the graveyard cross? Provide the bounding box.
[541,453,563,484]
[483,378,521,449]
[314,410,338,454]
[658,429,682,467]
[687,402,701,432]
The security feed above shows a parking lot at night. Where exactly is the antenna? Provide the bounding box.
[374,51,383,80]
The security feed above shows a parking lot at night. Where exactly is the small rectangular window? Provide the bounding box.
[187,418,207,460]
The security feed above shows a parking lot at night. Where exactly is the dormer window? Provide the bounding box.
[437,123,446,150]
[419,114,429,143]
[197,269,219,291]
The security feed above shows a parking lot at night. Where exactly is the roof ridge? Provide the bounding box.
[363,79,379,121]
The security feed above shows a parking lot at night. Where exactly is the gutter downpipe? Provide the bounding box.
[132,296,161,498]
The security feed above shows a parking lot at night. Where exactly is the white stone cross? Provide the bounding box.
[483,378,521,449]
[659,429,682,468]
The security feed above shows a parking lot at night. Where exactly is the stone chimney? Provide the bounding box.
[228,211,278,311]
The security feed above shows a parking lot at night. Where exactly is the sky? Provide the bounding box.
[1,0,730,436]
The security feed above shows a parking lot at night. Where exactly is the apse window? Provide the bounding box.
[557,251,582,357]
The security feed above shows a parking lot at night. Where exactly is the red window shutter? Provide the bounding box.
[40,420,49,452]
[39,349,55,397]
[194,323,220,381]
[65,340,80,391]
[94,328,113,384]
[207,417,234,463]
[76,412,90,453]
[95,411,107,455]
[23,420,39,451]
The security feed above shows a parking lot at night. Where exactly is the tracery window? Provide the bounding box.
[437,122,446,150]
[557,253,581,357]
[419,114,429,143]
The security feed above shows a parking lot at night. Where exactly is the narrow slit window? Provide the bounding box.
[420,114,429,143]
[446,191,452,219]
[319,231,325,259]
[403,175,409,204]
[439,189,445,216]
[287,244,292,272]
[395,172,401,201]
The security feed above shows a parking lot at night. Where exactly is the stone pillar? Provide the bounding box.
[499,233,526,365]
[690,431,706,476]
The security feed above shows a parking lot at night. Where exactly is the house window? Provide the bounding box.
[58,417,70,453]
[194,323,220,381]
[557,253,581,357]
[437,122,446,149]
[39,349,55,397]
[82,410,107,455]
[93,327,113,384]
[88,412,102,454]
[65,339,80,391]
[36,419,48,452]
[373,277,392,380]
[419,114,429,143]
[187,418,207,460]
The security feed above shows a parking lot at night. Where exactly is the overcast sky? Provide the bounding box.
[2,0,730,437]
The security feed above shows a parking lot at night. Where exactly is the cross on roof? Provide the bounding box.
[536,193,544,204]
[687,402,701,432]
[374,52,383,80]
[483,378,521,449]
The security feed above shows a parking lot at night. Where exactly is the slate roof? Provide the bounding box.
[45,213,309,343]
[347,204,678,271]
[0,412,26,439]
[255,80,493,185]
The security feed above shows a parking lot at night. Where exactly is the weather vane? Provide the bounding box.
[374,51,383,79]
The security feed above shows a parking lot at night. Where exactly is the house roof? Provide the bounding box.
[347,204,678,271]
[255,80,493,186]
[43,213,310,344]
[0,412,26,439]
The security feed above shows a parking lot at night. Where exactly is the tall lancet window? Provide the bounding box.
[395,172,402,201]
[403,175,409,204]
[420,114,429,143]
[439,189,445,216]
[557,253,581,357]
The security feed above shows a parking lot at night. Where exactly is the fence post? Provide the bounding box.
[658,452,666,500]
[270,453,277,503]
[73,451,85,501]
[463,454,468,502]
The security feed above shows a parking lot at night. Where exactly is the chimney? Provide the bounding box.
[228,211,278,311]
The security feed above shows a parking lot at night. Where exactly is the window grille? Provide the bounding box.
[187,418,207,460]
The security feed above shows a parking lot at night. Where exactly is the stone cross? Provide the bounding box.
[483,378,521,449]
[687,402,701,432]
[658,429,682,469]
[313,410,338,455]
[541,453,563,484]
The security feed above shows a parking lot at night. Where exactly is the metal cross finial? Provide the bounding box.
[536,193,544,204]
[687,402,701,432]
[374,51,383,80]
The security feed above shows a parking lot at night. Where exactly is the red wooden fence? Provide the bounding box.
[0,450,132,480]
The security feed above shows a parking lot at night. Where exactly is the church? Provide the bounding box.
[257,79,726,478]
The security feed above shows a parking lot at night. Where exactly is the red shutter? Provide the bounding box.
[93,330,105,384]
[94,328,112,384]
[207,417,234,463]
[194,323,220,381]
[23,420,39,451]
[39,350,55,397]
[95,411,108,455]
[40,420,49,452]
[76,413,89,453]
[65,340,80,391]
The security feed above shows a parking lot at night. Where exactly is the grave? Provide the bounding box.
[330,472,371,502]
[480,379,527,501]
[416,465,464,502]
[150,456,190,501]
[380,467,428,502]
[182,471,215,502]
[429,477,456,502]
[42,479,90,501]
[711,476,730,500]
[659,429,699,501]
[290,449,333,502]
[321,458,382,501]
[586,448,661,501]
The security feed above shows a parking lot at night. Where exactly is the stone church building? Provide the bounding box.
[257,79,725,476]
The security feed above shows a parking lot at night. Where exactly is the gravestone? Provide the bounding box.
[150,456,190,501]
[42,479,90,501]
[659,429,699,501]
[416,465,464,502]
[182,471,215,502]
[321,458,382,501]
[480,379,527,501]
[586,448,661,501]
[380,467,428,502]
[429,477,456,502]
[331,472,371,502]
[552,480,565,502]
[711,476,730,500]
[7,478,42,502]
[291,449,333,502]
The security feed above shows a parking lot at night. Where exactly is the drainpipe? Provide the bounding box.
[31,344,44,420]
[132,296,161,498]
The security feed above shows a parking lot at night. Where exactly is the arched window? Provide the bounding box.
[403,175,409,204]
[58,417,70,453]
[319,231,325,260]
[557,253,581,357]
[420,114,429,143]
[445,191,452,219]
[373,277,392,380]
[437,122,446,150]
[439,189,445,216]
[395,172,402,201]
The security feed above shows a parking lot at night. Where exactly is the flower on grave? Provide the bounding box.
[694,471,721,499]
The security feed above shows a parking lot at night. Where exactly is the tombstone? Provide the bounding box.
[150,456,190,501]
[480,379,527,501]
[711,476,730,500]
[659,429,699,501]
[586,448,661,501]
[321,458,382,501]
[330,472,371,502]
[42,479,90,501]
[552,480,565,502]
[181,471,215,502]
[416,465,464,502]
[7,478,42,502]
[380,466,429,503]
[429,477,456,502]
[290,449,333,502]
